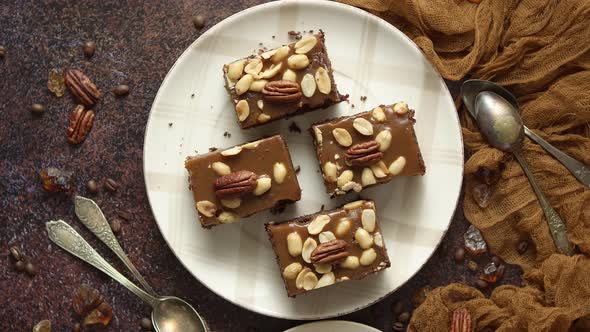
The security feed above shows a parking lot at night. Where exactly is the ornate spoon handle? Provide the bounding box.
[524,127,590,188]
[513,151,574,255]
[74,196,156,295]
[46,220,159,307]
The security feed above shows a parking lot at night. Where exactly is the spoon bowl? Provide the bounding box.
[474,91,524,151]
[153,297,207,332]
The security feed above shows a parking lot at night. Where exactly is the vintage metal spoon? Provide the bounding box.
[74,196,156,295]
[462,79,590,188]
[46,220,207,332]
[472,91,574,255]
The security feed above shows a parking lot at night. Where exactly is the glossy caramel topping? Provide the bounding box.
[266,200,390,297]
[185,135,301,228]
[223,33,342,129]
[311,103,425,196]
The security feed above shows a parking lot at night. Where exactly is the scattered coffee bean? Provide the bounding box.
[475,279,488,289]
[491,256,501,265]
[31,103,45,115]
[467,260,478,272]
[110,218,122,234]
[104,178,119,192]
[517,240,528,254]
[72,322,81,332]
[15,260,25,272]
[83,41,96,58]
[113,84,130,97]
[496,264,506,280]
[9,245,22,261]
[0,46,5,58]
[25,262,38,276]
[392,301,403,315]
[117,210,133,221]
[398,311,411,323]
[140,317,152,330]
[393,322,405,331]
[86,180,98,194]
[192,15,205,29]
[454,247,466,262]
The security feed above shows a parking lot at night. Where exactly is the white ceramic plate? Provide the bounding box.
[144,0,463,320]
[284,320,381,332]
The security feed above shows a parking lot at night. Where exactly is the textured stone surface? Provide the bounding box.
[0,0,522,331]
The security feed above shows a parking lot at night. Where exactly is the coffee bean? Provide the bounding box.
[110,218,122,234]
[15,260,25,272]
[392,301,403,315]
[87,180,98,194]
[475,279,488,289]
[105,178,119,192]
[454,247,465,262]
[496,264,506,280]
[31,103,45,115]
[113,84,130,97]
[398,311,411,323]
[72,323,81,332]
[140,317,152,330]
[83,41,96,58]
[517,241,528,254]
[25,262,37,276]
[392,322,405,331]
[0,46,5,58]
[9,245,22,261]
[467,260,478,272]
[491,256,501,266]
[192,15,205,29]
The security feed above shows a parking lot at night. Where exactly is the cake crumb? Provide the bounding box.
[320,204,325,211]
[288,121,302,133]
[360,95,367,101]
[191,93,195,98]
[288,30,301,38]
[272,35,276,39]
[168,122,173,127]
[208,147,218,152]
[295,165,301,173]
[223,131,231,138]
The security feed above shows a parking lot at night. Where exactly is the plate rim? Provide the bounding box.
[143,0,464,320]
[283,320,382,332]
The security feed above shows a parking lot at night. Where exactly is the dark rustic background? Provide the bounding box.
[0,1,522,331]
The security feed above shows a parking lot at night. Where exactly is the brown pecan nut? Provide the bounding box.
[214,170,258,198]
[67,105,95,144]
[450,308,473,332]
[65,69,101,105]
[345,140,383,166]
[262,80,302,103]
[310,239,349,264]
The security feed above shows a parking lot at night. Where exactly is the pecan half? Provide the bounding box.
[345,140,383,166]
[67,105,95,144]
[310,239,349,264]
[262,80,302,103]
[65,69,101,105]
[214,170,257,198]
[450,308,473,332]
